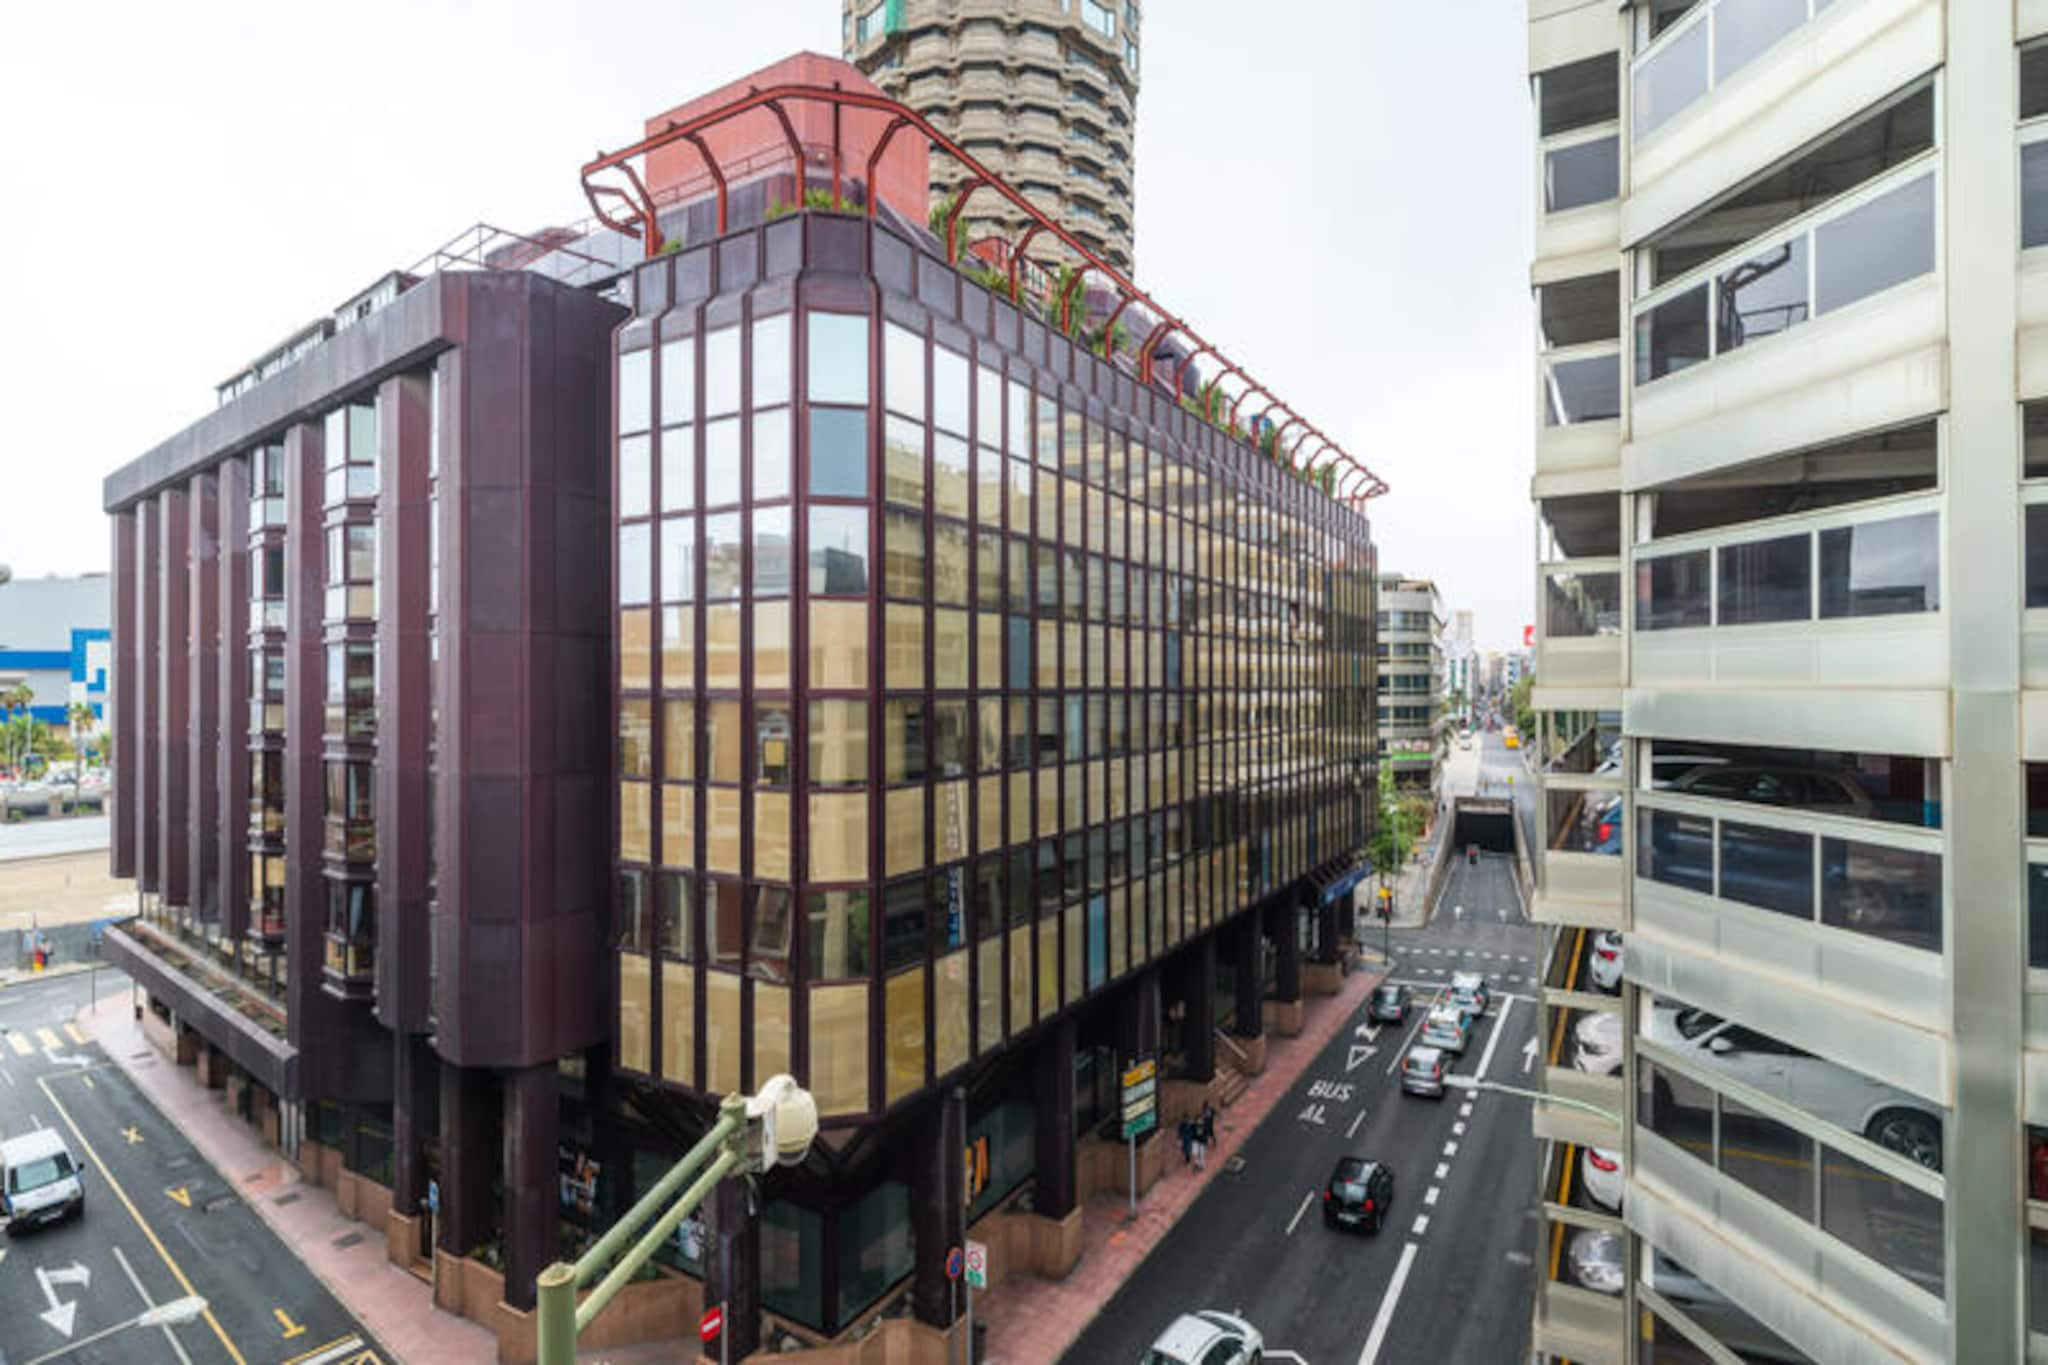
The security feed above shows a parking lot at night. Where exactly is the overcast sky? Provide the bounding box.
[0,1,1533,649]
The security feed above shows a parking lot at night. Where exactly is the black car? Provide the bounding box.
[1323,1157,1394,1234]
[1366,983,1408,1024]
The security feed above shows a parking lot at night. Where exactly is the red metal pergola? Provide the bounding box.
[580,81,1390,507]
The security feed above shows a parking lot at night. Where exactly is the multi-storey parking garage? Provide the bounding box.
[1526,2,2040,1360]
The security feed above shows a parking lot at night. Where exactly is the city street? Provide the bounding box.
[0,969,385,1365]
[1065,847,1541,1365]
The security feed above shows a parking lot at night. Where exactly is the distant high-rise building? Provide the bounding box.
[1376,575,1444,795]
[843,0,1142,275]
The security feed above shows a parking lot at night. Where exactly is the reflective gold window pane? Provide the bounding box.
[808,792,869,882]
[976,775,1002,853]
[1062,904,1081,1006]
[884,416,924,509]
[662,785,694,867]
[809,601,869,690]
[621,608,653,691]
[705,603,742,689]
[884,788,925,876]
[976,615,1001,689]
[621,700,653,779]
[1062,622,1082,687]
[706,788,742,874]
[933,522,969,604]
[754,601,791,691]
[705,970,741,1095]
[1064,763,1084,829]
[934,949,969,1078]
[1035,470,1058,540]
[1036,918,1058,1016]
[1107,760,1125,819]
[885,606,924,689]
[884,508,924,598]
[809,983,870,1117]
[1109,885,1127,978]
[1008,770,1031,845]
[619,954,651,1073]
[661,959,695,1088]
[1036,766,1059,834]
[886,966,926,1106]
[809,699,868,786]
[1034,621,1059,689]
[934,781,970,864]
[662,605,694,690]
[755,792,791,881]
[1108,629,1127,687]
[663,700,694,779]
[707,701,743,783]
[1009,924,1032,1030]
[753,980,791,1087]
[620,781,652,862]
[976,936,1002,1053]
[933,609,969,689]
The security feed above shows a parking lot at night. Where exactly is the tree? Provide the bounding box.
[1510,674,1536,739]
[1367,763,1424,876]
[0,684,36,774]
[67,702,96,767]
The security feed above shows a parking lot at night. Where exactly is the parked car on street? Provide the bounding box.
[1588,931,1623,993]
[1449,971,1491,1018]
[1323,1156,1395,1234]
[1143,1311,1264,1365]
[1645,1002,1944,1170]
[1401,1045,1448,1099]
[1571,1010,1623,1075]
[1580,1146,1622,1211]
[1367,982,1409,1024]
[1421,1005,1471,1056]
[1,1128,85,1231]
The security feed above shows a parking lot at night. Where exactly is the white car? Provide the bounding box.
[1449,971,1491,1018]
[1587,931,1622,993]
[1143,1310,1263,1365]
[1420,1006,1471,1056]
[1580,1146,1622,1212]
[1646,1002,1943,1170]
[1,1128,85,1231]
[1571,1010,1622,1075]
[1566,1230,1810,1361]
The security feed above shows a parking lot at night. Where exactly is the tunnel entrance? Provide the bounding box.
[1452,800,1514,854]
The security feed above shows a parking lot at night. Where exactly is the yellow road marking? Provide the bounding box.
[275,1307,307,1339]
[64,1022,89,1045]
[34,1027,59,1050]
[280,1338,380,1365]
[8,1032,33,1056]
[81,1074,93,1089]
[34,1074,248,1365]
[122,1124,143,1145]
[167,1184,192,1207]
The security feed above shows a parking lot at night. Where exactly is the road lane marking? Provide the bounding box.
[8,1032,32,1056]
[276,1308,309,1339]
[113,1243,197,1365]
[81,1074,93,1089]
[35,1027,59,1050]
[1358,1241,1420,1365]
[64,1023,89,1045]
[29,1112,44,1129]
[1285,1189,1316,1237]
[34,1074,248,1365]
[1474,996,1516,1082]
[122,1125,143,1144]
[0,1066,10,1087]
[1424,1186,1440,1206]
[1443,1141,1458,1157]
[1452,1121,1466,1137]
[282,1338,372,1365]
[167,1185,193,1207]
[1434,1162,1449,1179]
[1346,1108,1368,1140]
[1410,1214,1429,1236]
[1384,991,1439,1075]
[1459,1103,1473,1119]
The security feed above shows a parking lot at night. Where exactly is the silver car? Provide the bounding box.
[1401,1045,1447,1098]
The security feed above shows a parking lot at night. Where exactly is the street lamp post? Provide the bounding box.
[1441,1075,1621,1126]
[535,1077,820,1365]
[23,1295,208,1365]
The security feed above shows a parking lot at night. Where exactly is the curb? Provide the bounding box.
[0,959,103,991]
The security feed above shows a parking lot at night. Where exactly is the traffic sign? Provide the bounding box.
[946,1246,964,1280]
[700,1303,724,1342]
[964,1240,987,1289]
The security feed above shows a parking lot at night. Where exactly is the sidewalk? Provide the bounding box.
[78,989,503,1365]
[977,957,1389,1365]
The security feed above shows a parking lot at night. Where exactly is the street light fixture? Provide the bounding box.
[23,1295,208,1365]
[1441,1074,1621,1126]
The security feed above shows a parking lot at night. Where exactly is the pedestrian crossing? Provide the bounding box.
[2,1018,93,1058]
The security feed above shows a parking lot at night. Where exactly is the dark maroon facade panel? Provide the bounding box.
[435,274,623,1070]
[157,485,190,911]
[187,471,221,930]
[137,498,160,893]
[375,370,433,1036]
[111,512,137,879]
[218,457,251,945]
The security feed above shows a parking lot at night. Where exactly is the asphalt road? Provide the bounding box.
[0,969,385,1365]
[1064,851,1541,1365]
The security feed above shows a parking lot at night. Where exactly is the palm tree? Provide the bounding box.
[67,702,95,768]
[0,684,34,775]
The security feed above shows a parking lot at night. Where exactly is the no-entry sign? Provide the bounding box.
[700,1303,724,1342]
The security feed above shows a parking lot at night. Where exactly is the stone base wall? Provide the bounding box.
[1263,997,1305,1037]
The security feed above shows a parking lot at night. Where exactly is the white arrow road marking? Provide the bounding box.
[35,1260,90,1337]
[1354,1022,1381,1042]
[1345,1044,1377,1073]
[1358,1241,1420,1365]
[1285,1189,1316,1237]
[1522,1036,1540,1075]
[1267,1353,1310,1364]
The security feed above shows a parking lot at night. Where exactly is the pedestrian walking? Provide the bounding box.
[1199,1101,1217,1151]
[1177,1117,1194,1167]
[1191,1131,1207,1172]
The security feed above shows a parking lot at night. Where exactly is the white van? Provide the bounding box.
[1,1129,85,1231]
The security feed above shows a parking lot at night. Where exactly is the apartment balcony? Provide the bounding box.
[1625,0,1940,246]
[1538,562,1622,701]
[1529,0,1620,73]
[1536,122,1619,270]
[1536,344,1621,480]
[1628,159,1942,489]
[954,107,1009,142]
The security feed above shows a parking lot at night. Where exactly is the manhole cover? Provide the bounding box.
[332,1231,364,1250]
[272,1191,302,1207]
[1223,1155,1247,1176]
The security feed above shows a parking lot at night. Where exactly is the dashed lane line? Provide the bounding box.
[1285,1189,1316,1237]
[1443,1140,1458,1157]
[1434,1162,1449,1180]
[1357,1241,1420,1365]
[112,1242,197,1365]
[1411,1214,1430,1237]
[1423,1186,1440,1207]
[1346,1108,1368,1140]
